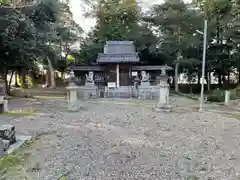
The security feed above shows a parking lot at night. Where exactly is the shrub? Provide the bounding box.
[207,88,240,102]
[207,89,225,102]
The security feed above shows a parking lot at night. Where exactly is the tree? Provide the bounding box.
[0,0,79,91]
[195,0,234,88]
[78,0,158,65]
[143,0,203,92]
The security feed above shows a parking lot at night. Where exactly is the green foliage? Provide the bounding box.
[0,0,79,86]
[78,0,159,65]
[16,74,34,88]
[1,0,240,90]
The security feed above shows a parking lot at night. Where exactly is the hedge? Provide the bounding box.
[171,84,239,94]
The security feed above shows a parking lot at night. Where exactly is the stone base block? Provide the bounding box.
[138,88,152,100]
[154,104,171,112]
[2,139,10,150]
[0,100,8,113]
[83,87,98,99]
[3,100,8,112]
[0,139,4,156]
[107,86,132,98]
[68,101,80,112]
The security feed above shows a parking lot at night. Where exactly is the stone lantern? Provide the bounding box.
[66,70,80,112]
[154,65,172,112]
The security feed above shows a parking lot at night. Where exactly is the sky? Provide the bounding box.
[69,0,192,33]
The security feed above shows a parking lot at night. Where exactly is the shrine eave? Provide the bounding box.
[97,53,140,63]
[132,65,174,71]
[67,65,103,71]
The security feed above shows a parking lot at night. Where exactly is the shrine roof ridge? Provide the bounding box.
[106,41,134,45]
[97,53,140,63]
[98,53,139,56]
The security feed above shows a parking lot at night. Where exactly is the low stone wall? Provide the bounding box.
[138,86,160,100]
[107,86,132,98]
[76,85,161,100]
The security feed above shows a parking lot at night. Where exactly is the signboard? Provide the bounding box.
[107,82,116,88]
[132,71,138,76]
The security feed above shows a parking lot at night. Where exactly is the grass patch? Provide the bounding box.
[232,114,240,119]
[59,176,67,180]
[116,99,157,105]
[34,95,65,100]
[2,108,39,116]
[0,139,35,178]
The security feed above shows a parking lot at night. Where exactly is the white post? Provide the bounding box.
[225,91,231,106]
[199,19,208,112]
[116,64,120,88]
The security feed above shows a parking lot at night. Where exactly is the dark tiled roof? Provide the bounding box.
[67,65,104,71]
[132,65,173,71]
[97,53,140,63]
[103,41,136,54]
[106,41,134,45]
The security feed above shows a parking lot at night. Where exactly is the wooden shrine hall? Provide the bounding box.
[69,41,173,87]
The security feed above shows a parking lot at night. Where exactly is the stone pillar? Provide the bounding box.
[154,68,171,112]
[66,71,80,112]
[66,85,79,112]
[225,90,231,106]
[116,64,120,88]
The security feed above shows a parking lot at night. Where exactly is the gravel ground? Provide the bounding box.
[1,97,240,180]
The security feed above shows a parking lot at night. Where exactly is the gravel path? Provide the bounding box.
[1,97,240,180]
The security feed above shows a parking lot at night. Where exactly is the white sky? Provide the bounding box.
[69,0,192,33]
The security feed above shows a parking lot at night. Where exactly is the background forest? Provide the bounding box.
[0,0,239,101]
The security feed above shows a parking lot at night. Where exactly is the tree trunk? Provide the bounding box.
[175,63,179,92]
[218,75,222,88]
[20,69,27,88]
[222,75,227,89]
[47,57,56,88]
[227,71,230,89]
[44,70,50,88]
[207,71,211,92]
[238,67,240,84]
[61,71,64,79]
[8,70,14,92]
[15,72,18,87]
[3,69,9,95]
[197,71,201,85]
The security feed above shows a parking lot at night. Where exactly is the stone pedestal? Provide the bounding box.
[154,71,171,112]
[66,85,80,112]
[155,83,170,112]
[0,139,4,156]
[139,81,152,99]
[83,83,97,99]
[0,97,7,113]
[139,87,152,99]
